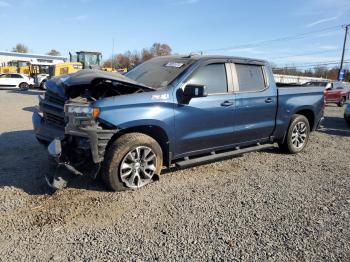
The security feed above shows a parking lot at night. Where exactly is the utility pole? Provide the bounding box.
[111,38,115,70]
[338,24,349,81]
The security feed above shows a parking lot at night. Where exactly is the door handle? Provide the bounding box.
[221,101,234,107]
[265,97,273,103]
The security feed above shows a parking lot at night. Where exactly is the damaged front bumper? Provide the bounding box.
[44,103,118,189]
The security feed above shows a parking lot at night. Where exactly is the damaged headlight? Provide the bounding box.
[65,104,101,120]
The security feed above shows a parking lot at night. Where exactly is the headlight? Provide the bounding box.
[66,105,100,119]
[67,106,91,114]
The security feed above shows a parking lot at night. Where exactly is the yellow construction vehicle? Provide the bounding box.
[0,60,29,74]
[29,62,52,89]
[101,67,128,74]
[50,62,83,76]
[75,51,102,69]
[101,67,116,72]
[48,51,102,78]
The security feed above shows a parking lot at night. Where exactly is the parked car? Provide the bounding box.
[33,55,324,191]
[0,73,34,90]
[303,81,350,107]
[344,103,350,125]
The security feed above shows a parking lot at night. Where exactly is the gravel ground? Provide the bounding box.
[0,89,349,261]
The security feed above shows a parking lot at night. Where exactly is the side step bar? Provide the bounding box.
[175,143,276,168]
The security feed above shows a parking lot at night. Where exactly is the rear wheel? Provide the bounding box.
[40,81,46,90]
[338,97,346,107]
[19,82,29,91]
[279,114,310,154]
[102,133,163,192]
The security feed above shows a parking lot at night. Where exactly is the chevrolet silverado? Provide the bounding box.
[33,55,324,191]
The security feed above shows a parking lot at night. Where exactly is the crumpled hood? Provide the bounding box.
[46,69,155,97]
[59,69,147,87]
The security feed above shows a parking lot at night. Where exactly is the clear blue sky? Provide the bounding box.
[0,0,349,67]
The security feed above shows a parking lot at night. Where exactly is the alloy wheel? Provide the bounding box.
[119,146,157,188]
[291,122,307,149]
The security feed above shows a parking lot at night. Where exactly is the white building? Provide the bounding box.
[273,74,328,84]
[0,51,67,66]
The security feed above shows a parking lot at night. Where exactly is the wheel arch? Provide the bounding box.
[294,109,315,130]
[108,125,171,167]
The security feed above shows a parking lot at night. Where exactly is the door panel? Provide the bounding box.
[0,76,15,87]
[174,94,235,155]
[173,62,235,157]
[233,88,277,143]
[232,63,277,143]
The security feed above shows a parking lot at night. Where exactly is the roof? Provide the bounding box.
[150,54,267,64]
[0,51,66,60]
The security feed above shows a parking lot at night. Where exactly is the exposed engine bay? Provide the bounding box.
[57,69,155,100]
[64,78,151,101]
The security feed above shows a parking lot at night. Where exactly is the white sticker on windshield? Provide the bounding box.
[165,62,184,68]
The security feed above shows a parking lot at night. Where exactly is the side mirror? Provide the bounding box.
[183,84,207,99]
[325,87,332,91]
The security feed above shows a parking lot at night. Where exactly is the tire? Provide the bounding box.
[102,133,163,192]
[40,81,46,90]
[338,97,346,107]
[36,137,50,146]
[19,82,29,91]
[279,114,310,154]
[346,119,350,126]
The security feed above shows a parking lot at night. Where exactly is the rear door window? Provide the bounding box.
[235,64,266,92]
[187,64,228,94]
[11,74,23,78]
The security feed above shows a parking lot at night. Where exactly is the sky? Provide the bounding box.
[0,0,349,68]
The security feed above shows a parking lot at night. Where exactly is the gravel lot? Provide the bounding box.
[0,89,349,261]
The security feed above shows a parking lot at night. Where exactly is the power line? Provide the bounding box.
[270,48,348,60]
[201,24,344,53]
[275,61,350,69]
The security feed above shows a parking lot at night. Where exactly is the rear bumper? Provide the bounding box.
[32,112,64,142]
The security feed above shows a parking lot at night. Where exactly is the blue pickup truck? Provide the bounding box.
[33,55,324,191]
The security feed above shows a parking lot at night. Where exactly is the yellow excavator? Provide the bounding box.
[48,51,102,78]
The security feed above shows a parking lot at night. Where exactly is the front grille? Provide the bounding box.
[44,112,66,127]
[42,90,66,128]
[45,91,65,107]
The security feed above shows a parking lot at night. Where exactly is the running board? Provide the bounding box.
[175,143,276,168]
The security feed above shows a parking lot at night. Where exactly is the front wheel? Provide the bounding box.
[279,114,310,154]
[338,97,346,107]
[19,82,29,91]
[102,133,163,192]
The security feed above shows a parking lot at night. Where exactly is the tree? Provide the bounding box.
[47,49,61,56]
[141,48,153,62]
[150,43,172,57]
[102,60,112,68]
[103,42,173,70]
[12,43,28,53]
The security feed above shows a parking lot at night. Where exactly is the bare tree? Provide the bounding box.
[104,42,173,70]
[12,43,28,53]
[141,48,153,62]
[47,49,61,56]
[150,43,172,57]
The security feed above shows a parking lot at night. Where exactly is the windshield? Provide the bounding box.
[31,65,51,74]
[125,57,195,89]
[78,53,101,66]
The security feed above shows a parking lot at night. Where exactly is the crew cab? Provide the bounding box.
[33,55,324,191]
[303,81,350,107]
